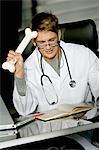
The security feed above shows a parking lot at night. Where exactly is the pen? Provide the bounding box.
[33,113,44,118]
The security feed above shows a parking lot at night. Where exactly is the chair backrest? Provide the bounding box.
[19,19,98,60]
[18,28,36,60]
[59,19,98,53]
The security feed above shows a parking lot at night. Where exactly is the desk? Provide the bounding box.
[0,117,99,149]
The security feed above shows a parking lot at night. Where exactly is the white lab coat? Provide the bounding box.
[13,41,99,116]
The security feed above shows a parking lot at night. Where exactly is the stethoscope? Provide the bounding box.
[60,45,76,88]
[40,43,76,105]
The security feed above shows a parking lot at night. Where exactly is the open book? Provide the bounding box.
[35,104,94,121]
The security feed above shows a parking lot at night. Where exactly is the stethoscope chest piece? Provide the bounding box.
[69,80,76,88]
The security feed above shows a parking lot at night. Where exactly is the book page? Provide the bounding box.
[36,104,94,121]
[57,104,93,113]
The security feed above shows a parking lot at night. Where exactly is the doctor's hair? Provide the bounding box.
[30,12,59,35]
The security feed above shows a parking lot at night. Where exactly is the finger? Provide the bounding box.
[9,50,16,55]
[7,53,15,59]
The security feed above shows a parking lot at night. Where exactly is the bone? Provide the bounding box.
[2,28,37,73]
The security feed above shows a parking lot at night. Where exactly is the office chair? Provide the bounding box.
[59,19,99,57]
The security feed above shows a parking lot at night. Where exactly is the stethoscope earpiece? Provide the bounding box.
[69,80,76,88]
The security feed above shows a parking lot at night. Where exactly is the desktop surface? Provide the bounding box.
[0,116,99,149]
[2,135,85,150]
[0,94,99,149]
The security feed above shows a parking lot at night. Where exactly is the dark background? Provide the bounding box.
[1,0,22,111]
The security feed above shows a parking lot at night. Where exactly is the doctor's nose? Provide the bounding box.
[46,42,51,49]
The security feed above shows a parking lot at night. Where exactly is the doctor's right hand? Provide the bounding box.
[7,50,25,78]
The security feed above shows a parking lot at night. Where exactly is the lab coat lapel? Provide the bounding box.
[42,58,59,79]
[60,50,69,82]
[42,58,61,96]
[41,50,69,83]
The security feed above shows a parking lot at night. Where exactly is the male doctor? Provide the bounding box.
[7,12,99,118]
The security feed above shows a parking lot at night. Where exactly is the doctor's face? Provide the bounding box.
[35,31,60,61]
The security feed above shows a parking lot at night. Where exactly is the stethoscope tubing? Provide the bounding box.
[40,43,76,105]
[40,43,76,88]
[59,45,72,80]
[59,44,76,88]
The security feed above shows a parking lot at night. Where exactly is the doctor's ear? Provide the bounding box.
[32,39,36,46]
[58,30,61,41]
